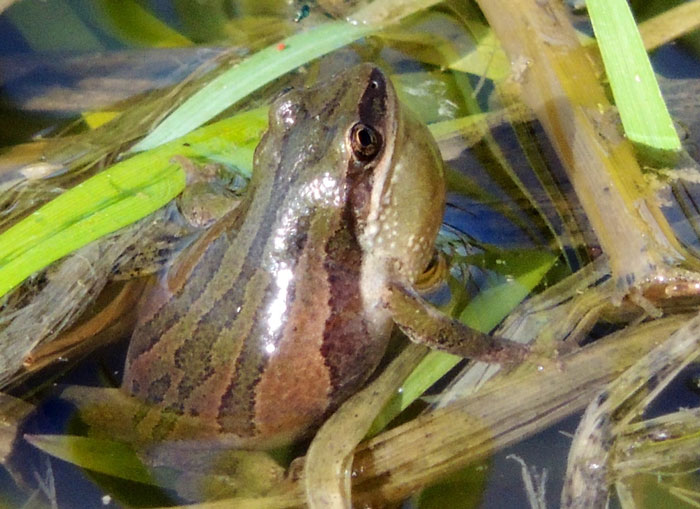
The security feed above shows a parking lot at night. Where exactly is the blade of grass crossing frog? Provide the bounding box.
[587,0,680,153]
[367,249,557,437]
[131,20,374,151]
[305,344,428,509]
[0,108,268,300]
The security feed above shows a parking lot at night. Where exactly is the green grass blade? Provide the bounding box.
[131,20,373,152]
[0,162,184,299]
[0,108,268,299]
[587,0,680,152]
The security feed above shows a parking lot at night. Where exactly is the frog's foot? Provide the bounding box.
[605,266,700,322]
[141,442,285,502]
[498,258,700,360]
[384,280,529,366]
[632,267,700,310]
[170,154,221,185]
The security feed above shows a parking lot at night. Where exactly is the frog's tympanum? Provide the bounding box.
[119,64,526,449]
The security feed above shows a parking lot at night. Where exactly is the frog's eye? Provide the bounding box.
[349,123,382,161]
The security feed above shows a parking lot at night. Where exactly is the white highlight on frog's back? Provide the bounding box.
[271,172,341,254]
[276,99,299,128]
[264,263,294,354]
[264,173,340,352]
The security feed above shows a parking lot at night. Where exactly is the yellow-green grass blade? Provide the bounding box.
[0,107,268,300]
[25,434,153,485]
[587,0,680,152]
[0,161,184,299]
[96,0,193,48]
[132,20,374,152]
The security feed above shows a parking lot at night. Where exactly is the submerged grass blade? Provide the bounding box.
[25,434,152,485]
[587,0,680,152]
[5,0,104,51]
[637,1,700,52]
[305,344,428,509]
[132,21,373,152]
[0,108,268,299]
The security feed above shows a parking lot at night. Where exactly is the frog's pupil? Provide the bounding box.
[350,123,381,160]
[358,128,373,146]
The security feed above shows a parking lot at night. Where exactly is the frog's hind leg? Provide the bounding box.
[384,280,529,365]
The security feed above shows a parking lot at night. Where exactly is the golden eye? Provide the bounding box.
[349,123,382,161]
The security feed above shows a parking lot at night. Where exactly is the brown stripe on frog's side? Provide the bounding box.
[167,207,305,407]
[250,208,338,439]
[124,190,256,369]
[127,195,293,404]
[318,204,378,406]
[126,217,244,365]
[176,269,271,434]
[213,200,329,435]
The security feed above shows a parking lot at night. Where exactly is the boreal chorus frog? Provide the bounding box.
[113,64,527,448]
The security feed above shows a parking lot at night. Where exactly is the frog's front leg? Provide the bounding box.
[384,280,529,364]
[171,155,244,229]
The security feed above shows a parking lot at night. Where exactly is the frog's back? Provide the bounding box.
[122,64,395,445]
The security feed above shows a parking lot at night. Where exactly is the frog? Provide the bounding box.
[63,63,527,454]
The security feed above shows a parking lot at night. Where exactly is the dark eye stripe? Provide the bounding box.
[357,68,387,128]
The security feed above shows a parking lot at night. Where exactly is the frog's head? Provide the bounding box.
[344,65,446,285]
[258,63,445,283]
